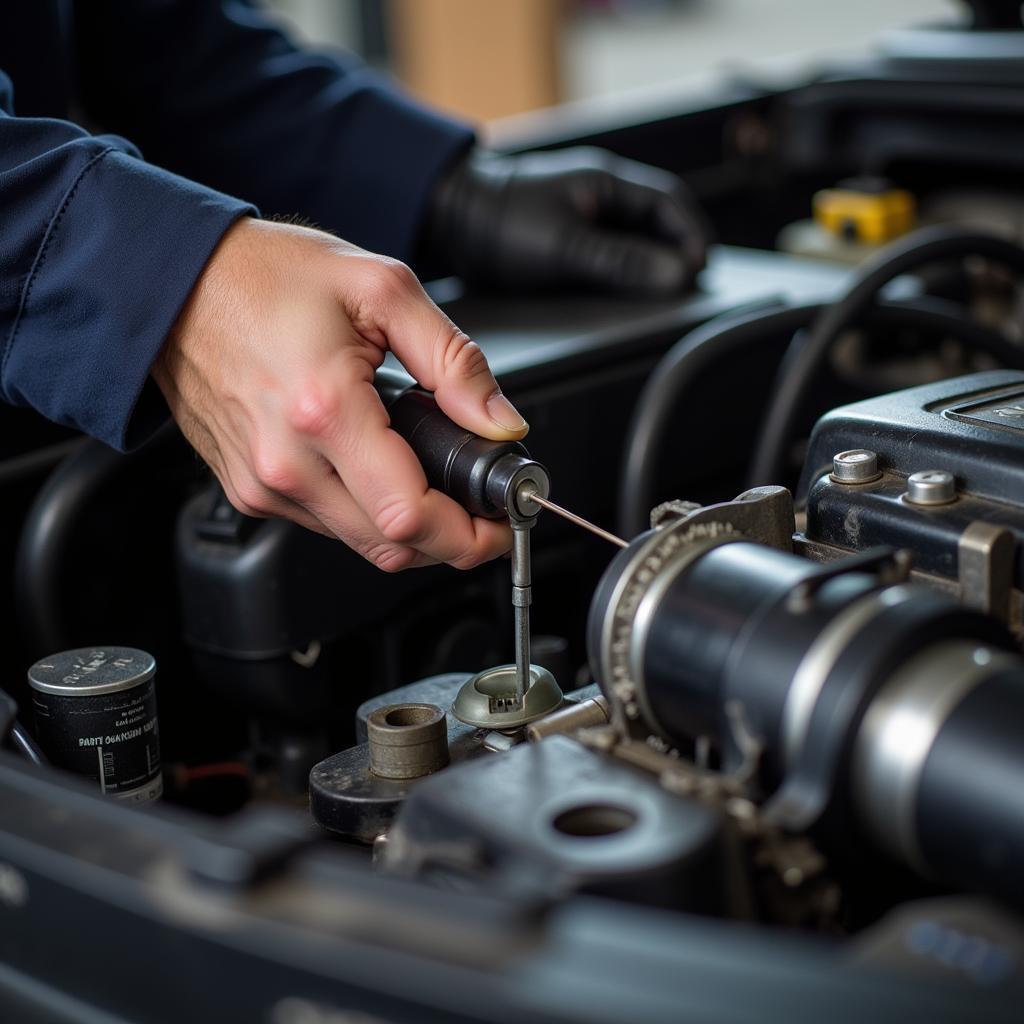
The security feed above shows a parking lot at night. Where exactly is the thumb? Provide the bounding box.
[377,265,529,442]
[564,223,691,296]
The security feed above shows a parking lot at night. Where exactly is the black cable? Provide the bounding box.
[749,227,1024,486]
[618,293,1024,537]
[618,302,817,536]
[8,721,45,766]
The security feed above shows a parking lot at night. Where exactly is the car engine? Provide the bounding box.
[3,10,1024,1023]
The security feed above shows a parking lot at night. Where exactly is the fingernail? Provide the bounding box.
[487,391,528,432]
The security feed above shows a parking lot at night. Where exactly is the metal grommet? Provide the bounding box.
[366,703,449,780]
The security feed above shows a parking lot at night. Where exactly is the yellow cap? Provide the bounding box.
[813,186,916,245]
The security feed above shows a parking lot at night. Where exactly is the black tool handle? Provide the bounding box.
[373,368,542,520]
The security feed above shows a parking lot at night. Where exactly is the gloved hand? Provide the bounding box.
[153,218,526,572]
[426,146,709,296]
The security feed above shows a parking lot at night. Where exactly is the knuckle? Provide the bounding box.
[230,478,271,518]
[361,257,417,307]
[252,449,302,497]
[439,330,490,382]
[449,548,483,571]
[287,385,339,439]
[374,497,426,545]
[369,544,417,574]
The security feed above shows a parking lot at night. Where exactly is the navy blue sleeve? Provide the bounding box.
[73,0,475,265]
[0,74,255,450]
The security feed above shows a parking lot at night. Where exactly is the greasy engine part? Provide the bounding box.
[798,370,1024,632]
[586,496,1024,910]
[380,734,726,914]
[450,663,563,730]
[524,694,610,743]
[309,675,603,842]
[28,647,162,804]
[310,674,489,842]
[366,703,450,780]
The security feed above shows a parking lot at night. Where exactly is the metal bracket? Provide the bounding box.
[958,521,1015,625]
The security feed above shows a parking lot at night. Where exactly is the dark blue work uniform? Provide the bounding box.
[0,2,472,449]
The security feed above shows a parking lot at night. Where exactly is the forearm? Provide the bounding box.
[0,100,254,449]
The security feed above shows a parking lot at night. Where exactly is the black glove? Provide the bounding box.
[425,147,709,296]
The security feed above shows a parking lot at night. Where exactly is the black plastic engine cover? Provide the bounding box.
[381,735,725,913]
[798,371,1024,586]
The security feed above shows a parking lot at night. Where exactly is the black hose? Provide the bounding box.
[749,227,1024,486]
[618,302,817,536]
[14,441,126,657]
[8,721,46,766]
[618,293,1024,536]
[14,422,179,658]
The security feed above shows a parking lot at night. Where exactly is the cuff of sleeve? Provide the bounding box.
[327,76,474,263]
[2,149,255,450]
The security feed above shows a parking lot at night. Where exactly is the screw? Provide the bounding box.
[905,470,956,506]
[831,449,881,484]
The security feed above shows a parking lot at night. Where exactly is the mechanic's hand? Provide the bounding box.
[152,218,527,572]
[427,147,709,295]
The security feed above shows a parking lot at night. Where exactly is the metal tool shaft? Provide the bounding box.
[511,522,532,702]
[526,493,628,549]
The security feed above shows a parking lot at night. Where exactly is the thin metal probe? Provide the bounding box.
[511,522,532,702]
[525,492,628,549]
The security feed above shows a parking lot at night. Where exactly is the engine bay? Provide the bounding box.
[4,22,1024,1023]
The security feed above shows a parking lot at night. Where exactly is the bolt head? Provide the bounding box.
[905,470,956,506]
[831,449,881,484]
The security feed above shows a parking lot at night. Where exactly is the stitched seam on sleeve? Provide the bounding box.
[1,146,115,401]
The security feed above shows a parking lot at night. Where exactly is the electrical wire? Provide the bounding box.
[618,302,819,536]
[749,226,1024,486]
[618,292,1024,537]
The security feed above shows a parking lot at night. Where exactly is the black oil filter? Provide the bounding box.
[28,647,162,803]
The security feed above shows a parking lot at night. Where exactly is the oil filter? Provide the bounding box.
[28,647,162,803]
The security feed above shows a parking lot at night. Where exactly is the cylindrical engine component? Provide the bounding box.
[852,640,1024,907]
[28,647,162,803]
[589,536,1004,783]
[525,695,610,743]
[587,532,1024,906]
[366,703,449,780]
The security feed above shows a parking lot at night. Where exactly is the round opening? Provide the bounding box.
[382,705,438,728]
[551,803,638,838]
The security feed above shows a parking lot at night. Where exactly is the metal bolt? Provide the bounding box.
[831,449,881,484]
[905,470,956,506]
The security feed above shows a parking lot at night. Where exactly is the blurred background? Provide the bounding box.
[264,0,956,124]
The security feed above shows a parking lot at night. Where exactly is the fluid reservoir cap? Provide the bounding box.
[28,647,156,697]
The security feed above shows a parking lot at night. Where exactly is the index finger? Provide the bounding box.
[313,370,513,568]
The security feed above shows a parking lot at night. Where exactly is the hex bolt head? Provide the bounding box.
[905,470,957,506]
[831,449,881,484]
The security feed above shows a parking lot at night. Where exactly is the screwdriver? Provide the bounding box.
[374,370,548,705]
[374,369,628,705]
